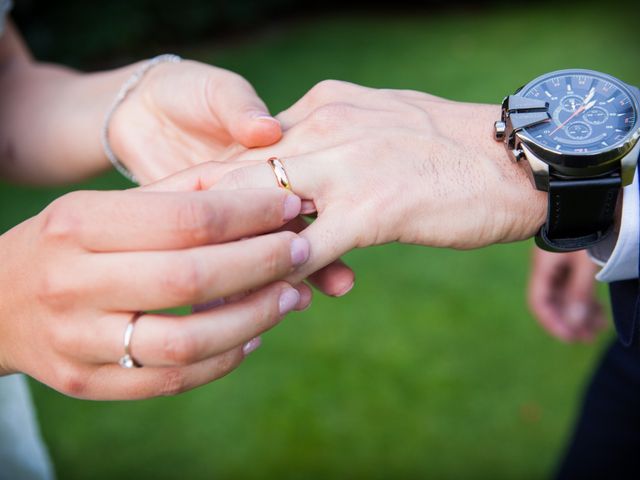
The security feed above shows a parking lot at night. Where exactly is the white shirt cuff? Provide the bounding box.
[589,168,639,282]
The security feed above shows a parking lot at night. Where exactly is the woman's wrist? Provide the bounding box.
[0,60,139,184]
[60,63,142,179]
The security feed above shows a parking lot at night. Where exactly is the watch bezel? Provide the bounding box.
[514,68,640,172]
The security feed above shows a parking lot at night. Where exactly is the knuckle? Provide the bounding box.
[308,102,355,127]
[162,327,200,366]
[203,67,235,95]
[247,291,279,327]
[161,254,206,303]
[37,268,77,310]
[261,233,295,275]
[261,248,283,279]
[174,198,220,245]
[308,79,345,100]
[40,192,84,243]
[215,349,243,378]
[217,69,247,89]
[159,368,188,397]
[219,167,250,190]
[55,365,88,398]
[49,323,76,354]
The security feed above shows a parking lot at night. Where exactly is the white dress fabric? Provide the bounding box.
[0,4,55,480]
[0,375,54,480]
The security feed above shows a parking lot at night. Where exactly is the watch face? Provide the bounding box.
[519,70,638,155]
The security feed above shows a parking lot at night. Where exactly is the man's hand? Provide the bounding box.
[528,247,607,342]
[178,80,548,280]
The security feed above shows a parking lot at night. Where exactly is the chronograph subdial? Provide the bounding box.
[583,106,609,125]
[560,94,584,112]
[565,121,592,140]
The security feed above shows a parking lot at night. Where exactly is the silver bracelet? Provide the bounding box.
[101,54,182,184]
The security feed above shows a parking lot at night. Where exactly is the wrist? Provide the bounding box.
[69,63,142,177]
[0,62,139,184]
[394,102,546,249]
[481,104,548,244]
[105,56,183,183]
[497,159,548,243]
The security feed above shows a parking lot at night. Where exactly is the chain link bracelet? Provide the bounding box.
[101,54,182,184]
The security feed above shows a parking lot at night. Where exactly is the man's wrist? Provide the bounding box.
[479,104,548,244]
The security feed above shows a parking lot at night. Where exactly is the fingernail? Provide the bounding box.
[279,288,301,315]
[242,337,262,356]
[296,287,313,311]
[283,194,302,221]
[253,113,280,124]
[300,200,317,215]
[336,281,355,297]
[290,237,310,267]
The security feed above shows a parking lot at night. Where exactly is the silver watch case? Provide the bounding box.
[495,69,640,191]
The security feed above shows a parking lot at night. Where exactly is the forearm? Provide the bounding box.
[0,22,137,184]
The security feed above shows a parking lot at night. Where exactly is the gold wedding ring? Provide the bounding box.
[267,157,292,191]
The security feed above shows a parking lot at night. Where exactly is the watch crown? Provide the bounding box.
[494,121,506,141]
[511,148,525,161]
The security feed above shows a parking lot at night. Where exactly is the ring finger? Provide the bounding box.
[60,347,246,400]
[60,281,304,367]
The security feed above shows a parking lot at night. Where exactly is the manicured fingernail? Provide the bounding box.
[242,337,262,356]
[279,288,300,315]
[290,237,310,267]
[336,281,355,297]
[253,113,280,124]
[300,200,317,215]
[283,194,302,221]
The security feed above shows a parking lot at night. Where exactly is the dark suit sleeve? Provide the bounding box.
[610,279,640,347]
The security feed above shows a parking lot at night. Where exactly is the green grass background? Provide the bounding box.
[2,4,639,479]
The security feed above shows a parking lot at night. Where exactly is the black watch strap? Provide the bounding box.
[535,175,621,252]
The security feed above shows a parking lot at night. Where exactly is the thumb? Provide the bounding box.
[208,72,283,148]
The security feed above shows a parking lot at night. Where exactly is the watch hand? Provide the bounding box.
[550,105,586,135]
[583,87,596,106]
[583,99,596,112]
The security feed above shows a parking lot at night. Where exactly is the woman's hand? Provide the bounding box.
[0,23,282,185]
[109,60,282,184]
[0,185,312,400]
[528,247,607,342]
[180,80,548,280]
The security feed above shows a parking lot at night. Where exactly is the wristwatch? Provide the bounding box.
[494,69,640,252]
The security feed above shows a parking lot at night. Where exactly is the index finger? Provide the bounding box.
[45,188,301,252]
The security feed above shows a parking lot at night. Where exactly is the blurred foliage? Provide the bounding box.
[15,0,500,67]
[14,0,293,66]
[2,1,639,479]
